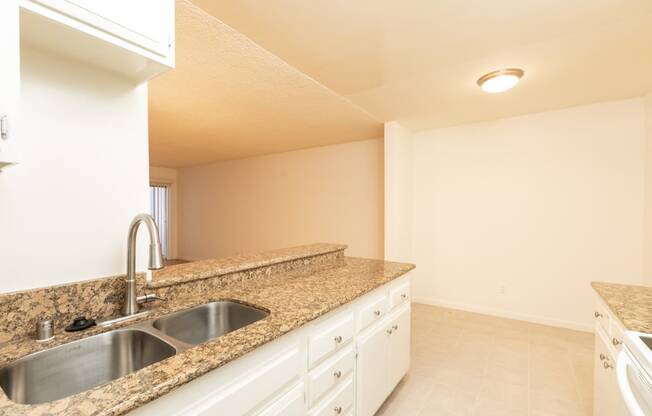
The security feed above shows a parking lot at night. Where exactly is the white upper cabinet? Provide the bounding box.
[19,0,175,82]
[0,1,21,169]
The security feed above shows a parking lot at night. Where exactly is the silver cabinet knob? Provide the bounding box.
[603,361,614,369]
[599,353,607,361]
[612,338,622,346]
[334,406,342,414]
[374,310,381,316]
[334,335,343,343]
[333,370,342,378]
[387,329,393,334]
[392,324,399,330]
[401,293,408,299]
[594,311,603,318]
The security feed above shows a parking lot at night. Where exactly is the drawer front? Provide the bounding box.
[309,376,354,416]
[308,346,355,407]
[258,382,305,416]
[358,292,389,332]
[309,311,355,368]
[609,318,625,352]
[389,282,410,309]
[593,299,610,335]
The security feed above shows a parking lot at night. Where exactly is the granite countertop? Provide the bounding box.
[0,254,414,415]
[591,281,652,333]
[149,243,347,288]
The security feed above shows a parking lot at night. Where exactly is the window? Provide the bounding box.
[149,183,170,259]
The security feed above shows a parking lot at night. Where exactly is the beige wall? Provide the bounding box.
[0,47,150,293]
[384,121,413,263]
[177,139,384,260]
[645,93,652,286]
[410,98,647,331]
[150,166,179,259]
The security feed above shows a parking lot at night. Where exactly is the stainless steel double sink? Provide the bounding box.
[0,300,269,405]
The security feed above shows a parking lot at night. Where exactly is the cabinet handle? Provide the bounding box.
[387,329,393,335]
[333,370,342,378]
[334,335,343,344]
[392,324,399,331]
[334,406,342,414]
[599,353,607,361]
[594,311,603,318]
[603,361,614,369]
[0,115,7,140]
[612,338,622,346]
[401,293,408,299]
[374,310,381,316]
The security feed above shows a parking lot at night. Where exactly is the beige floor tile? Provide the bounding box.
[376,304,592,416]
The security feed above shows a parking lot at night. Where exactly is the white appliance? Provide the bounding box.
[617,331,652,415]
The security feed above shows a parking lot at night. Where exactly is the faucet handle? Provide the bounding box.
[137,293,166,304]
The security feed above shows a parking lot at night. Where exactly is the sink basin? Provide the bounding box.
[0,329,176,404]
[152,301,269,345]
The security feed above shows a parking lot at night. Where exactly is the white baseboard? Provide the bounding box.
[412,297,593,333]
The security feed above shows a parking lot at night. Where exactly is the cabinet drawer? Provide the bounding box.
[389,282,410,309]
[358,292,389,332]
[308,346,354,407]
[309,376,354,416]
[609,318,625,352]
[309,311,355,368]
[594,300,610,335]
[258,382,305,416]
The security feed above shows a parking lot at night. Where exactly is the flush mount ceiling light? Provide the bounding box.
[477,68,524,93]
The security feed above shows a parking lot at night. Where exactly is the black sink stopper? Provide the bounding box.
[65,316,96,332]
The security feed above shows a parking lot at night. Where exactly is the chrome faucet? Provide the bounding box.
[122,213,165,316]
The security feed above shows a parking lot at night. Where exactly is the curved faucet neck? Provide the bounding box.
[123,213,164,316]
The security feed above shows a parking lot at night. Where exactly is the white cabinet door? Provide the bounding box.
[356,321,389,416]
[0,0,20,169]
[388,305,410,391]
[594,330,628,416]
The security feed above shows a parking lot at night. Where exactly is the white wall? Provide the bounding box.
[150,166,179,259]
[411,98,647,331]
[0,47,150,293]
[384,121,413,262]
[177,139,384,260]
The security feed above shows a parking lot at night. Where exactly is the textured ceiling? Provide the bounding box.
[151,0,652,166]
[148,1,382,168]
[194,0,652,131]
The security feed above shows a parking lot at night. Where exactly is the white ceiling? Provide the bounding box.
[150,0,652,166]
[149,1,382,167]
[194,0,652,130]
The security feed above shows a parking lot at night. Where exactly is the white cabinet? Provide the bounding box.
[308,310,355,369]
[31,0,172,56]
[129,335,305,416]
[593,296,629,416]
[133,274,413,416]
[356,320,390,416]
[356,303,411,416]
[0,1,20,169]
[19,0,175,82]
[388,305,411,391]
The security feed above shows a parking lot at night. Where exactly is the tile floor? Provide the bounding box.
[376,303,594,416]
